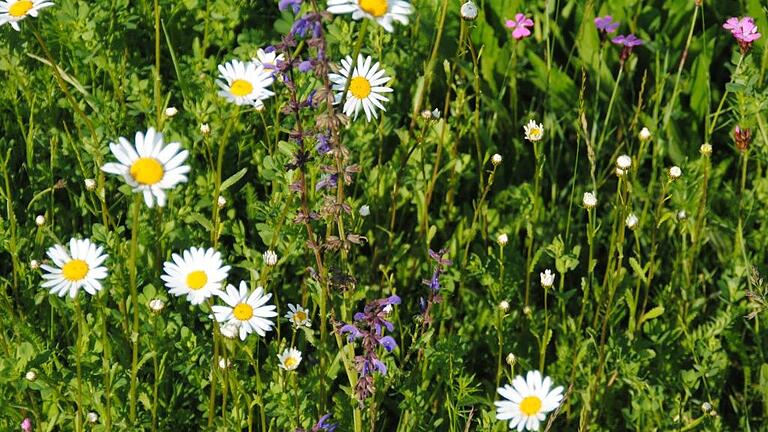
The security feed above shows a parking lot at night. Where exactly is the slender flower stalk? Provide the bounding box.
[127,193,141,425]
[74,299,85,432]
[98,297,112,431]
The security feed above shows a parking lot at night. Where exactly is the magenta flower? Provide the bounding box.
[21,418,32,432]
[505,13,534,40]
[612,34,643,63]
[724,16,761,52]
[594,15,619,33]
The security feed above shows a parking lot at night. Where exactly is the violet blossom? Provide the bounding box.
[338,295,401,401]
[594,15,619,35]
[612,34,643,62]
[505,13,534,40]
[420,248,451,324]
[279,0,302,14]
[723,16,761,53]
[296,413,338,432]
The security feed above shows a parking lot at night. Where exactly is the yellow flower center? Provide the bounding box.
[358,0,387,17]
[293,310,307,323]
[284,356,298,368]
[62,259,89,282]
[349,76,371,99]
[233,303,254,321]
[129,157,164,185]
[531,128,542,139]
[186,270,208,290]
[230,79,254,97]
[9,1,34,17]
[519,396,542,416]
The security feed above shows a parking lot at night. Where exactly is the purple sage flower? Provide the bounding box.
[298,59,313,73]
[279,0,302,14]
[296,413,338,432]
[505,13,534,40]
[594,15,619,33]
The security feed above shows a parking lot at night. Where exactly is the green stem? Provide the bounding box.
[708,54,744,139]
[595,65,624,154]
[99,297,113,431]
[74,299,85,432]
[128,193,142,425]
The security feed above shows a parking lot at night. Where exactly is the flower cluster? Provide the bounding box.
[338,295,401,401]
[723,16,761,52]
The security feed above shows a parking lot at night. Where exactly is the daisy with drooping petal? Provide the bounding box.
[216,59,275,108]
[329,54,392,122]
[327,0,413,33]
[285,303,311,328]
[523,119,543,142]
[101,128,190,208]
[161,247,230,305]
[41,238,108,299]
[0,0,54,31]
[495,370,564,431]
[277,347,302,371]
[211,281,277,340]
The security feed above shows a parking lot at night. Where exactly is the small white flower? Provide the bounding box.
[497,233,509,246]
[700,143,712,156]
[148,298,165,313]
[84,178,96,191]
[505,353,516,366]
[216,59,275,108]
[263,250,278,266]
[359,205,370,217]
[219,322,240,339]
[669,166,682,180]
[25,370,37,382]
[327,0,414,33]
[329,55,393,122]
[211,281,278,340]
[523,119,544,142]
[382,304,393,315]
[540,269,555,289]
[285,303,311,328]
[277,347,303,371]
[582,192,597,209]
[218,357,231,369]
[86,412,98,424]
[217,195,226,208]
[30,259,39,270]
[495,370,564,431]
[701,402,712,413]
[460,0,478,20]
[615,167,627,177]
[252,48,284,70]
[200,123,210,135]
[431,108,441,119]
[492,154,503,166]
[499,300,510,312]
[421,109,433,120]
[35,215,45,226]
[161,247,230,305]
[0,0,54,32]
[625,213,638,230]
[164,107,178,117]
[639,127,651,141]
[41,238,108,298]
[677,210,687,221]
[616,154,632,170]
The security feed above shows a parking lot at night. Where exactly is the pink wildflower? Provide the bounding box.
[505,13,534,40]
[21,418,32,432]
[723,16,761,52]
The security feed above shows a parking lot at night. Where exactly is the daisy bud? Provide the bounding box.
[460,0,478,20]
[263,250,278,266]
[701,402,712,413]
[639,127,651,141]
[148,298,165,313]
[220,322,239,339]
[217,195,226,208]
[164,107,178,117]
[615,167,627,177]
[35,215,45,226]
[540,269,555,289]
[87,412,99,424]
[677,210,687,221]
[616,154,632,170]
[84,178,96,191]
[497,233,508,246]
[583,192,597,209]
[505,352,516,366]
[491,153,503,166]
[359,205,370,217]
[625,213,638,230]
[30,260,39,270]
[25,370,37,382]
[218,358,232,369]
[200,123,211,135]
[700,143,712,156]
[669,166,682,180]
[709,410,718,417]
[421,109,433,120]
[498,300,510,312]
[523,305,532,316]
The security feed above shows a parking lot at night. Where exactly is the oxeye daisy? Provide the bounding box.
[523,119,544,142]
[285,303,311,328]
[41,238,108,299]
[329,54,392,122]
[211,281,277,340]
[161,247,230,305]
[326,0,413,33]
[495,370,564,431]
[101,128,190,208]
[277,347,303,371]
[216,59,275,108]
[253,48,284,72]
[0,0,54,32]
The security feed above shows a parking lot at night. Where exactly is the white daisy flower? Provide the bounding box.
[253,48,284,71]
[327,0,413,33]
[211,281,277,340]
[495,370,564,431]
[0,0,54,31]
[329,54,392,122]
[40,238,108,299]
[161,247,230,305]
[285,303,311,328]
[539,269,555,289]
[277,347,303,371]
[523,120,544,142]
[101,128,190,208]
[216,59,275,108]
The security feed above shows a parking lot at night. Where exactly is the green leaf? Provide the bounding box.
[639,306,665,327]
[220,168,247,191]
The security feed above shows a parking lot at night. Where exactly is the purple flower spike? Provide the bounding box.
[505,13,534,40]
[594,15,619,33]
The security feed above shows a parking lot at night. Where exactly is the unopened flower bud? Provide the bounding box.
[497,233,508,246]
[217,195,226,208]
[616,154,632,170]
[615,167,627,177]
[87,412,99,424]
[200,123,210,135]
[499,300,510,312]
[460,0,478,20]
[639,127,651,141]
[734,126,751,152]
[164,107,178,117]
[625,213,638,230]
[583,192,597,209]
[263,250,278,266]
[505,352,516,366]
[30,260,39,269]
[25,370,37,382]
[359,205,370,217]
[523,306,532,316]
[669,166,682,180]
[220,322,239,339]
[491,153,503,166]
[701,402,712,413]
[677,210,687,221]
[218,358,231,369]
[700,143,712,156]
[35,215,45,226]
[421,109,433,120]
[148,298,165,313]
[84,178,96,191]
